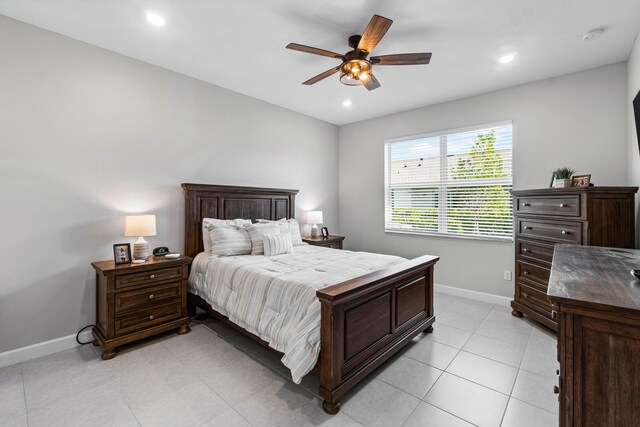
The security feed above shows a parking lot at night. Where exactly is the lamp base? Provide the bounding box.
[311,224,320,238]
[133,237,149,260]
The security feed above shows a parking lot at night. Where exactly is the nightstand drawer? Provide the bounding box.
[319,242,343,249]
[517,219,582,244]
[115,302,182,336]
[515,195,580,217]
[115,266,183,289]
[115,282,182,314]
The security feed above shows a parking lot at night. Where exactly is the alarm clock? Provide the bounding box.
[152,246,170,256]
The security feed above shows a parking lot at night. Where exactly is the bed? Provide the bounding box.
[182,183,439,414]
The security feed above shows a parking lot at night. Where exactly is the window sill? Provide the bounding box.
[385,228,514,243]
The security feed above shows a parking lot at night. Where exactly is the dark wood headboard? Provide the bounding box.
[181,183,298,258]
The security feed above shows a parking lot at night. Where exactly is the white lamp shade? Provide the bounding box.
[307,211,323,224]
[124,215,157,237]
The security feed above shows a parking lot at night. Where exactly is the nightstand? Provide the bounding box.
[91,255,192,360]
[302,235,345,249]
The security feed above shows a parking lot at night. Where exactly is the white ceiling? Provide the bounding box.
[1,0,639,125]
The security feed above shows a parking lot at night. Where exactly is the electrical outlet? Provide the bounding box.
[503,270,512,281]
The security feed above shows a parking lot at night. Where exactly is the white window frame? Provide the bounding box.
[384,120,514,242]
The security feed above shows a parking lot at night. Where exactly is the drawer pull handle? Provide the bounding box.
[552,310,558,319]
[523,271,530,275]
[559,203,567,207]
[561,230,569,235]
[522,203,531,207]
[149,274,155,279]
[522,293,529,299]
[522,248,530,253]
[524,226,532,230]
[149,294,155,299]
[149,315,154,320]
[553,385,559,394]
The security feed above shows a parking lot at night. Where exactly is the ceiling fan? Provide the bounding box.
[286,14,432,91]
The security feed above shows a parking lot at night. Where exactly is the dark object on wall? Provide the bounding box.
[153,246,170,256]
[634,90,640,152]
[113,243,131,265]
[321,227,329,238]
[511,186,637,330]
[549,245,640,426]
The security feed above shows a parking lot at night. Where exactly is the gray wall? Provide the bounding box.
[628,32,640,245]
[0,16,338,353]
[339,63,629,297]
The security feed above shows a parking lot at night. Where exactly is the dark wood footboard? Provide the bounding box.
[316,254,438,413]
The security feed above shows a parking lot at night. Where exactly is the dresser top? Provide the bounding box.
[512,186,638,196]
[548,244,640,313]
[92,255,192,274]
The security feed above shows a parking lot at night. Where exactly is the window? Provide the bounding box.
[384,121,513,241]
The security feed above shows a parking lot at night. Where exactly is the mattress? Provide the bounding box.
[189,245,406,383]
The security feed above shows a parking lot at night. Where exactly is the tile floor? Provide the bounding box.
[0,292,560,427]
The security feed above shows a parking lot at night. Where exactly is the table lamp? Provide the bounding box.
[125,214,156,263]
[307,211,323,238]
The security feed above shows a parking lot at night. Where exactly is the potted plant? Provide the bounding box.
[552,167,575,188]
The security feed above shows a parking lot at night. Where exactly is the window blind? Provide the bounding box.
[384,122,513,241]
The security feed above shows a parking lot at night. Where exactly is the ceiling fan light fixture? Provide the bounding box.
[340,60,371,86]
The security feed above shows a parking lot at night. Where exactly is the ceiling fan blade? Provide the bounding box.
[286,43,344,59]
[302,66,341,85]
[357,15,393,53]
[363,74,381,91]
[370,53,432,65]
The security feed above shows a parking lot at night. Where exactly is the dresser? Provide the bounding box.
[91,255,192,359]
[302,235,345,249]
[549,244,640,426]
[511,187,636,330]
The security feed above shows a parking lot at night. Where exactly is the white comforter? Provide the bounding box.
[189,245,406,383]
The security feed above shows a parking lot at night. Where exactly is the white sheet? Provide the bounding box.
[189,245,406,383]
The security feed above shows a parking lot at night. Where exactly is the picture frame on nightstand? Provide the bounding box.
[113,243,131,264]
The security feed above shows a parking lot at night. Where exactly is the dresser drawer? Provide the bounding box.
[115,302,182,336]
[517,239,555,266]
[115,266,183,289]
[517,219,582,244]
[516,281,552,317]
[515,195,580,217]
[115,282,182,314]
[516,260,551,291]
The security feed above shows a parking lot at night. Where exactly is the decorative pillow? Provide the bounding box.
[247,223,280,255]
[209,225,252,256]
[263,233,293,257]
[257,218,304,246]
[202,218,251,252]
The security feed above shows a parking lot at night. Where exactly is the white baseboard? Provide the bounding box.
[435,283,511,307]
[0,330,94,368]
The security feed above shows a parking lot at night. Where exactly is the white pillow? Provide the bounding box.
[247,223,280,255]
[263,233,293,257]
[209,225,252,256]
[202,218,252,252]
[257,218,304,246]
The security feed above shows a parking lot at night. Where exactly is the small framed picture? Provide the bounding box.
[321,227,329,238]
[571,174,591,187]
[113,243,132,265]
[549,172,556,188]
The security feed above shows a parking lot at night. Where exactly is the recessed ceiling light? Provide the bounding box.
[342,100,352,107]
[146,11,166,26]
[499,54,515,64]
[582,29,604,41]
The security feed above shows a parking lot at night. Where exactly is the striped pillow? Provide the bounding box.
[247,223,280,255]
[263,233,293,257]
[202,218,251,252]
[209,225,252,256]
[257,218,304,246]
